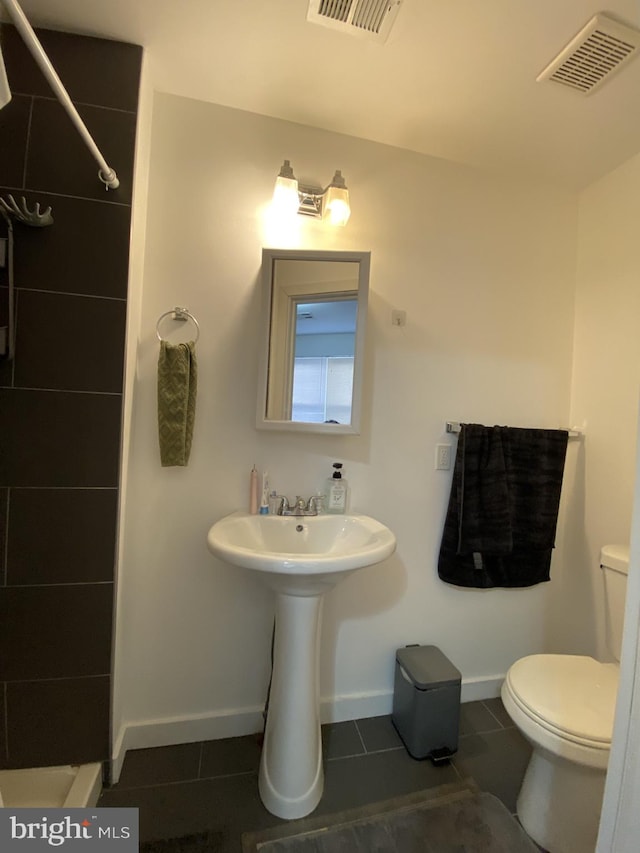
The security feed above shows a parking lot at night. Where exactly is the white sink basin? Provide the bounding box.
[206,509,396,819]
[207,511,396,594]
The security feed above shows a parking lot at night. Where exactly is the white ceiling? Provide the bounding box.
[5,0,640,189]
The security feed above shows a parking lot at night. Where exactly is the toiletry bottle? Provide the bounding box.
[268,490,280,515]
[259,471,270,514]
[249,465,259,514]
[325,462,348,514]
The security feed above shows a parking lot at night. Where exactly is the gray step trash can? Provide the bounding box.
[392,644,461,763]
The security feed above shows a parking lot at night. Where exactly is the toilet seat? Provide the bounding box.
[506,654,619,746]
[502,654,618,769]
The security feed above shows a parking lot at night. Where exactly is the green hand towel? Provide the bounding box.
[157,340,197,467]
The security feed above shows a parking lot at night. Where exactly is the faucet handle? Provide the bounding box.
[271,495,289,515]
[307,494,325,514]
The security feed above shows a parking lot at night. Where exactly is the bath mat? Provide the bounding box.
[140,829,224,852]
[242,782,538,852]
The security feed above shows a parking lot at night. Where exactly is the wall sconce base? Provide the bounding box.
[297,185,324,218]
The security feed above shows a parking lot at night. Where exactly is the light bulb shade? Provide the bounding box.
[324,184,351,226]
[272,160,299,217]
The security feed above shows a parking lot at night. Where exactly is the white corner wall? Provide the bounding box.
[113,92,579,767]
[111,53,155,770]
[590,153,640,853]
[563,151,640,661]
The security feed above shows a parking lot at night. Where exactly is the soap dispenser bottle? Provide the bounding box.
[325,462,349,514]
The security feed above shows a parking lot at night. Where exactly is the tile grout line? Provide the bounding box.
[0,286,128,303]
[0,184,131,209]
[113,768,257,793]
[10,289,18,387]
[3,681,9,762]
[2,487,9,586]
[327,745,405,762]
[6,580,114,588]
[21,96,34,190]
[352,719,368,754]
[459,725,510,739]
[196,741,204,779]
[480,699,513,730]
[0,386,122,396]
[448,754,464,783]
[11,91,139,116]
[3,672,110,684]
[0,486,118,491]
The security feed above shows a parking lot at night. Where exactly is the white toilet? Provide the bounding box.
[501,544,629,853]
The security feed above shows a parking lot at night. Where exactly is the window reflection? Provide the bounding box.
[290,298,357,423]
[292,357,355,423]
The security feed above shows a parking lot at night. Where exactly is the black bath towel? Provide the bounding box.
[438,424,569,588]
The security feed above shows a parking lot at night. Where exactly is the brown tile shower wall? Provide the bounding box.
[0,25,142,769]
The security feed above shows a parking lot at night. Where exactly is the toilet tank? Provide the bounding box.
[601,544,630,661]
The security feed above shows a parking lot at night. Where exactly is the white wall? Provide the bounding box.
[598,404,640,851]
[111,54,155,767]
[113,91,579,765]
[587,154,640,853]
[556,151,640,661]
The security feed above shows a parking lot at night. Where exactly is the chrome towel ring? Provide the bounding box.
[156,307,200,343]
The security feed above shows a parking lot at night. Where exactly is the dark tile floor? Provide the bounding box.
[99,698,532,852]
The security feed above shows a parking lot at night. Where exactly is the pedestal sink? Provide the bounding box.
[207,511,396,819]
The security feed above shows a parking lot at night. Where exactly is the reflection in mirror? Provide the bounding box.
[292,298,357,423]
[257,249,370,434]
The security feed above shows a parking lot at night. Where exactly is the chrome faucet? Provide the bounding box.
[272,495,325,516]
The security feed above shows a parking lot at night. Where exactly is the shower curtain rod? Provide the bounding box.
[1,0,120,189]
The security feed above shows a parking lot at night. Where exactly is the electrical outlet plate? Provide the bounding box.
[435,444,452,470]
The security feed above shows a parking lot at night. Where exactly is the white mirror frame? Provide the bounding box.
[256,248,370,434]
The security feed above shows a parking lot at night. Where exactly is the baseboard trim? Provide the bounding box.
[110,705,265,783]
[461,675,504,702]
[320,689,394,723]
[110,675,505,783]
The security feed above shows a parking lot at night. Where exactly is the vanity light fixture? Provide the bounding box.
[272,160,351,226]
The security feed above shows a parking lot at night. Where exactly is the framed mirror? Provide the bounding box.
[257,249,370,434]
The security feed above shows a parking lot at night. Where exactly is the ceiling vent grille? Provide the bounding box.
[537,14,640,94]
[307,0,403,43]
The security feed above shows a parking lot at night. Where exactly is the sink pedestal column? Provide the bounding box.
[259,592,324,819]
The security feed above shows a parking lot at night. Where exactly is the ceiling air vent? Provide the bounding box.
[307,0,403,43]
[537,13,640,95]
